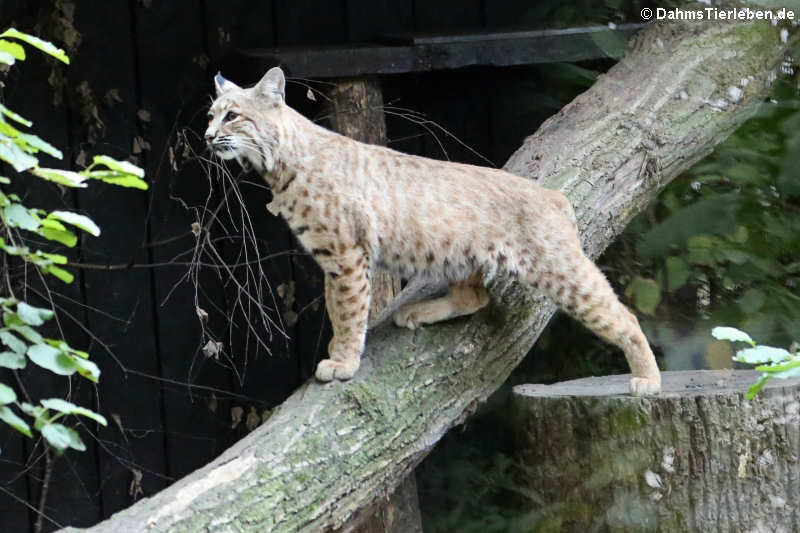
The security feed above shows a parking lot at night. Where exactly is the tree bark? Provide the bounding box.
[326,77,421,533]
[62,19,795,533]
[512,370,800,532]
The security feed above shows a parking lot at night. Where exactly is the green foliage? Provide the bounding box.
[0,28,69,65]
[712,326,800,399]
[0,296,107,449]
[0,29,143,453]
[603,77,800,370]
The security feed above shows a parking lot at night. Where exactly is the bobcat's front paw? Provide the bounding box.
[315,358,359,382]
[629,376,661,396]
[393,305,421,330]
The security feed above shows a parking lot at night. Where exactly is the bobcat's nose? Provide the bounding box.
[204,132,215,145]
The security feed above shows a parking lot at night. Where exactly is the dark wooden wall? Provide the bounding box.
[0,1,619,530]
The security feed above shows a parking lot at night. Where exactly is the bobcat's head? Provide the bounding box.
[206,67,286,172]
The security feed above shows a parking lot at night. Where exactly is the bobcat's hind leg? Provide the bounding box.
[394,275,488,330]
[315,248,371,382]
[534,250,661,396]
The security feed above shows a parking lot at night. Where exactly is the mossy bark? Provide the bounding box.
[512,371,800,532]
[62,19,795,533]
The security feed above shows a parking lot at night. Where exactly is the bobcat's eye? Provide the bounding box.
[224,111,239,122]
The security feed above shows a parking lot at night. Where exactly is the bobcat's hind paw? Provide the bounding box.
[393,306,421,330]
[629,376,661,396]
[315,359,359,382]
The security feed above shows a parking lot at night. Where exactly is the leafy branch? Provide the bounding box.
[0,28,146,452]
[712,326,800,399]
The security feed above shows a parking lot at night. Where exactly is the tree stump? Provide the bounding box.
[512,370,800,532]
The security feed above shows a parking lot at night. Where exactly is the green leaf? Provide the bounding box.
[27,343,76,376]
[0,176,10,184]
[0,49,15,65]
[754,358,800,375]
[0,330,27,354]
[10,324,43,344]
[629,277,661,316]
[38,227,78,247]
[39,218,66,231]
[45,339,89,359]
[735,345,792,364]
[0,102,32,127]
[3,204,39,230]
[0,39,25,60]
[0,119,21,138]
[41,423,85,452]
[637,195,738,259]
[3,311,23,327]
[15,133,62,159]
[40,398,107,426]
[711,326,755,345]
[71,357,100,383]
[49,211,100,237]
[19,402,49,431]
[665,256,689,292]
[0,142,38,172]
[91,155,144,177]
[0,382,17,404]
[16,302,54,327]
[30,167,87,188]
[45,265,74,284]
[40,252,68,265]
[745,375,770,400]
[686,235,716,266]
[590,29,627,60]
[0,405,32,437]
[0,351,26,369]
[83,169,149,190]
[0,28,69,64]
[738,289,766,314]
[91,175,148,190]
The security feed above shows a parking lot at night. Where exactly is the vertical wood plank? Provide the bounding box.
[65,2,169,519]
[413,0,484,33]
[273,0,349,45]
[130,0,232,484]
[0,432,33,532]
[345,0,414,42]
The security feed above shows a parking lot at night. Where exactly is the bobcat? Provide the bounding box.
[206,67,661,396]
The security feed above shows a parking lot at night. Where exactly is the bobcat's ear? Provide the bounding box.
[255,67,286,103]
[215,72,240,96]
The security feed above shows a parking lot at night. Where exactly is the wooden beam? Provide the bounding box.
[224,24,643,81]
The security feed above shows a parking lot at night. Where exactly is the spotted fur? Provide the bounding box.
[206,68,661,395]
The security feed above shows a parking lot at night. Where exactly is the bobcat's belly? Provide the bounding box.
[375,232,483,282]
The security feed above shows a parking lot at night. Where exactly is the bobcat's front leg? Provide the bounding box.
[315,248,371,381]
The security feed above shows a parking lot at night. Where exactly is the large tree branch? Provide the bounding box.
[65,19,794,533]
